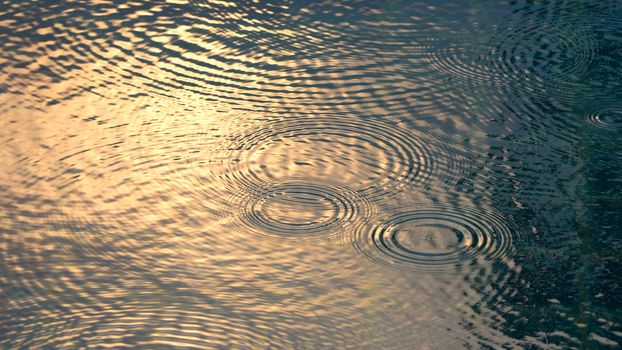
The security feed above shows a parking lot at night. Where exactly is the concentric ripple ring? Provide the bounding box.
[352,205,519,273]
[235,180,374,240]
[427,20,597,92]
[203,115,466,204]
[585,108,622,131]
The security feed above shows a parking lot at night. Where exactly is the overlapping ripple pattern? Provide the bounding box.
[2,0,622,349]
[205,115,468,200]
[424,3,603,98]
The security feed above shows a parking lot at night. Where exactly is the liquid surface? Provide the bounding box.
[1,0,621,349]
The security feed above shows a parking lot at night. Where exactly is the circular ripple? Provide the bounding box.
[202,115,467,204]
[352,205,519,273]
[427,12,597,94]
[585,109,622,131]
[235,180,373,240]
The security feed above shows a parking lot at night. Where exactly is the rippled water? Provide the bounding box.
[1,0,621,349]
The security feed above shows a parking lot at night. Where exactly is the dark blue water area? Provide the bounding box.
[1,0,621,348]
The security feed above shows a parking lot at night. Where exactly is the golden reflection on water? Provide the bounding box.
[3,0,622,347]
[0,5,537,347]
[1,88,520,348]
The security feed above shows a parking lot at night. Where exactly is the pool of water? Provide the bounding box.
[1,0,621,348]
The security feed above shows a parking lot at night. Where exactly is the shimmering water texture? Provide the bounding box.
[1,0,621,349]
[352,204,519,273]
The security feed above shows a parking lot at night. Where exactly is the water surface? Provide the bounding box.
[1,0,621,348]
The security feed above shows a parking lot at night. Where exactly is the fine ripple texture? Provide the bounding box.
[352,204,521,273]
[428,24,596,87]
[423,1,603,112]
[2,0,622,349]
[203,115,469,204]
[235,180,373,240]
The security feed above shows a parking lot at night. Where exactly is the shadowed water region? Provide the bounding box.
[1,0,621,348]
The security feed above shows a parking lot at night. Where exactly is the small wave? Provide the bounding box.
[351,204,521,273]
